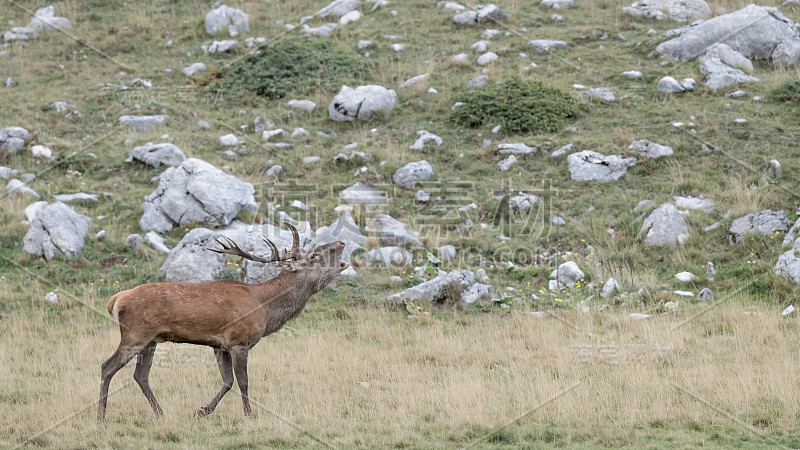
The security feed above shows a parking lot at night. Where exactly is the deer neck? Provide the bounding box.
[252,270,314,335]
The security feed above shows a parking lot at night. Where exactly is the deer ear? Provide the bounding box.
[278,260,299,272]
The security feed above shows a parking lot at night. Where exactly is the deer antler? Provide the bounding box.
[208,222,301,263]
[282,222,301,259]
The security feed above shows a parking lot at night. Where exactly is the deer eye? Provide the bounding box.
[310,254,318,259]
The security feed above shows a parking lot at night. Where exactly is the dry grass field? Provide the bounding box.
[2,287,799,448]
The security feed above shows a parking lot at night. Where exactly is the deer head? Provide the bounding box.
[209,221,350,292]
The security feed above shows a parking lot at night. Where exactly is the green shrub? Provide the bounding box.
[212,39,371,100]
[773,79,800,102]
[447,77,583,134]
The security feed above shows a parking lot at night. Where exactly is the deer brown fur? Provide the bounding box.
[97,223,349,420]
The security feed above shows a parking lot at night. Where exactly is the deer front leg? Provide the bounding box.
[196,348,233,417]
[230,346,252,416]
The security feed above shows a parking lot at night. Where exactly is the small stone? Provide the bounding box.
[657,76,684,93]
[44,292,58,303]
[126,234,143,249]
[675,271,698,282]
[697,288,713,301]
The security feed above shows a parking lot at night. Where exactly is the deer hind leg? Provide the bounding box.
[230,346,252,416]
[133,341,163,417]
[196,348,233,417]
[97,343,143,420]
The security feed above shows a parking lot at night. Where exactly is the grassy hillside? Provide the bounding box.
[2,0,800,447]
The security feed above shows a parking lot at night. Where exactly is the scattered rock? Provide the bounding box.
[409,131,442,150]
[550,261,584,287]
[509,193,541,213]
[775,238,800,283]
[386,270,476,302]
[730,209,792,243]
[697,288,713,301]
[640,203,691,246]
[340,10,362,25]
[630,139,673,158]
[462,283,494,304]
[219,134,240,146]
[585,88,615,102]
[205,5,249,36]
[145,231,170,254]
[528,39,567,53]
[340,182,387,205]
[399,73,430,88]
[44,292,58,303]
[53,193,97,203]
[601,277,620,298]
[567,150,637,183]
[681,78,697,90]
[0,126,31,153]
[466,75,489,88]
[328,85,397,121]
[393,160,433,189]
[126,233,143,250]
[496,143,537,155]
[23,202,90,261]
[182,62,207,77]
[119,115,167,132]
[415,190,430,202]
[5,179,39,198]
[674,195,714,213]
[675,271,698,282]
[477,52,498,65]
[706,261,716,279]
[541,0,574,9]
[551,143,575,158]
[31,145,52,159]
[623,0,710,22]
[205,40,240,53]
[317,0,360,18]
[315,211,367,261]
[765,159,781,179]
[287,99,317,112]
[139,158,257,232]
[302,23,338,38]
[635,200,655,211]
[452,4,509,25]
[2,6,71,43]
[368,214,422,246]
[364,246,412,267]
[621,70,643,79]
[130,143,186,167]
[657,76,684,93]
[497,155,517,172]
[699,53,760,92]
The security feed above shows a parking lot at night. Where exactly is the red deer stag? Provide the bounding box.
[97,222,349,420]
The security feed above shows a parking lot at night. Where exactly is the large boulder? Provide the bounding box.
[386,270,476,303]
[393,160,433,189]
[0,126,31,153]
[729,209,792,243]
[640,203,691,246]
[139,158,257,232]
[23,202,90,261]
[655,5,800,65]
[368,214,422,247]
[328,85,397,121]
[159,228,226,282]
[130,143,186,167]
[623,0,710,22]
[315,211,367,261]
[567,150,637,183]
[205,5,249,36]
[3,6,71,42]
[775,238,800,283]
